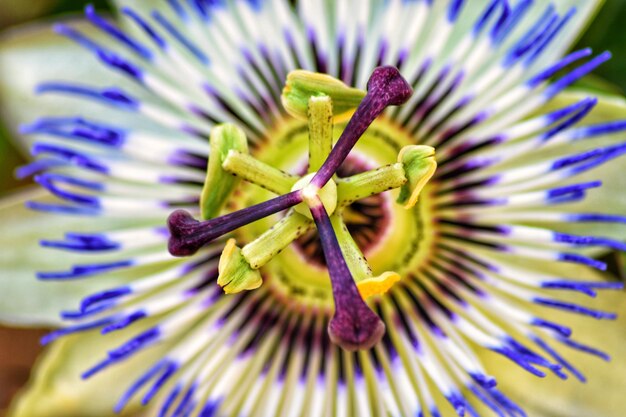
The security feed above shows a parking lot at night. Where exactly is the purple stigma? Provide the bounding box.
[309,201,385,351]
[167,191,303,256]
[310,66,412,188]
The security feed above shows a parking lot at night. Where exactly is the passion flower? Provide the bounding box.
[4,1,626,417]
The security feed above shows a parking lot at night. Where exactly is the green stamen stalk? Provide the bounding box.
[330,214,400,299]
[336,163,408,208]
[222,150,297,195]
[241,210,313,269]
[307,95,334,173]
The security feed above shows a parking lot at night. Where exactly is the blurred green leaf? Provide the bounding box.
[0,0,60,29]
[49,0,111,15]
[0,121,26,193]
[575,1,626,94]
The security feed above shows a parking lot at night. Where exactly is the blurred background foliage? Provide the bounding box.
[576,1,626,94]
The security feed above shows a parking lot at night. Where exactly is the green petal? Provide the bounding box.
[551,0,605,51]
[0,20,152,157]
[573,74,623,97]
[475,261,626,417]
[0,188,136,327]
[7,321,166,417]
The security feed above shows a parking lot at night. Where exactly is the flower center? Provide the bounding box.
[290,172,337,219]
[237,117,436,308]
[294,156,391,268]
[167,67,437,350]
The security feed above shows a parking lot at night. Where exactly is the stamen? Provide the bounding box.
[166,67,425,350]
[307,95,334,172]
[336,163,407,208]
[241,210,313,269]
[161,69,426,361]
[201,124,249,220]
[222,150,297,195]
[330,214,400,299]
[217,239,263,294]
[167,67,413,262]
[282,70,366,121]
[397,145,438,209]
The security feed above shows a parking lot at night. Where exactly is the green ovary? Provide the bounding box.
[234,117,436,308]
